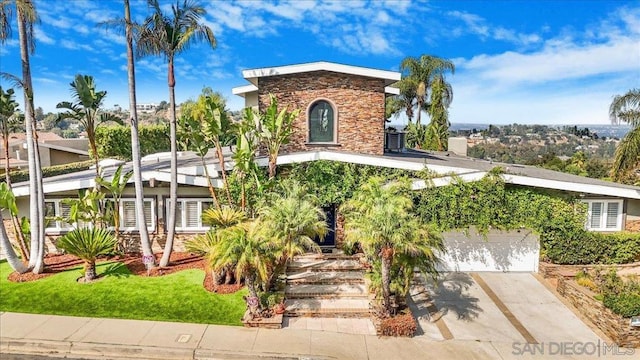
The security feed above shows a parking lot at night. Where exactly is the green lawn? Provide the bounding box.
[0,260,247,325]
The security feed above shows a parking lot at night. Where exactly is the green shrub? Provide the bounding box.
[96,125,170,160]
[259,292,284,308]
[379,312,417,337]
[603,293,640,317]
[7,160,95,183]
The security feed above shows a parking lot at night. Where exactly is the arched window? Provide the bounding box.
[308,100,336,143]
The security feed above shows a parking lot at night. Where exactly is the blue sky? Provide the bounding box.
[1,0,638,125]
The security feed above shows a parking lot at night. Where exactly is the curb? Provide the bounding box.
[1,338,334,360]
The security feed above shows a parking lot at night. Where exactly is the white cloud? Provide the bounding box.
[35,28,55,45]
[60,39,94,52]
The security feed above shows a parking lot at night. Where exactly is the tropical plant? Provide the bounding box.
[386,77,417,123]
[1,0,46,274]
[341,177,444,315]
[0,86,24,178]
[208,220,272,315]
[400,54,455,126]
[179,91,235,207]
[202,207,246,228]
[258,94,299,179]
[259,180,327,264]
[60,189,108,229]
[56,75,123,178]
[136,0,216,267]
[425,73,453,151]
[609,89,640,181]
[0,182,27,273]
[97,164,132,243]
[56,227,117,282]
[232,108,261,210]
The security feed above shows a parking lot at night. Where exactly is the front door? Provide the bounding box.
[315,205,336,248]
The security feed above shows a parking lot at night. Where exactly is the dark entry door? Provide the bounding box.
[315,205,336,248]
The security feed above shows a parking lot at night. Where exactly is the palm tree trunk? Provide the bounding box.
[124,0,154,265]
[214,142,232,205]
[200,156,221,210]
[245,272,261,315]
[17,4,44,273]
[32,121,45,274]
[0,210,27,273]
[160,56,177,268]
[380,247,393,315]
[3,134,29,261]
[84,260,97,282]
[268,153,277,179]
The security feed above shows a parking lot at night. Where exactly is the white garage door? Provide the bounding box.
[437,228,539,272]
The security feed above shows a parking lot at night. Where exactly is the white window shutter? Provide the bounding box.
[185,201,199,228]
[122,201,136,228]
[144,200,153,228]
[605,202,619,229]
[589,202,602,229]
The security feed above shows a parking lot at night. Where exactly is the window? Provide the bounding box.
[169,198,213,232]
[119,198,155,232]
[584,200,623,231]
[44,199,73,233]
[308,100,336,143]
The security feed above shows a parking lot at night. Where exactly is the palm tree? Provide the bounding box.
[56,228,117,282]
[56,75,123,179]
[386,78,417,123]
[0,183,28,273]
[426,73,453,151]
[232,108,261,211]
[124,0,154,267]
[1,0,46,274]
[259,180,327,263]
[610,89,640,180]
[0,87,24,178]
[136,0,216,267]
[341,177,444,315]
[97,164,132,246]
[259,95,300,179]
[208,220,272,315]
[400,55,455,126]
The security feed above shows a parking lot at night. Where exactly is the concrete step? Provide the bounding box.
[284,299,371,318]
[286,270,365,285]
[285,284,368,299]
[294,253,362,261]
[287,259,364,272]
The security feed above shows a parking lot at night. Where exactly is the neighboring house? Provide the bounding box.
[5,62,640,273]
[0,133,90,172]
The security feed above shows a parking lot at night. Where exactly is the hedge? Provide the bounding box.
[96,124,170,160]
[7,160,95,183]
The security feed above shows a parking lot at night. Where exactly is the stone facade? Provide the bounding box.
[557,277,639,348]
[257,71,386,155]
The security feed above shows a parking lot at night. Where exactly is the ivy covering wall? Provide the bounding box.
[282,160,640,265]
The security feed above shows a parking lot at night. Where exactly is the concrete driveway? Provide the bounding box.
[410,272,607,353]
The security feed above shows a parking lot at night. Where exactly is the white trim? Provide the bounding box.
[119,198,156,232]
[38,143,90,156]
[411,172,488,190]
[241,61,401,86]
[582,199,624,231]
[231,84,258,96]
[504,174,640,200]
[385,86,400,95]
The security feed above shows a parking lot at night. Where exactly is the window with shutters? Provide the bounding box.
[170,198,213,232]
[583,199,623,231]
[44,199,74,233]
[119,199,155,232]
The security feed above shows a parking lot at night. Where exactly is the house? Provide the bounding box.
[4,61,640,273]
[1,133,90,172]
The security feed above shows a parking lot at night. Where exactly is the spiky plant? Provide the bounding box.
[56,228,117,282]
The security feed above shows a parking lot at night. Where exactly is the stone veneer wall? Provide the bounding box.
[557,277,639,348]
[257,71,386,155]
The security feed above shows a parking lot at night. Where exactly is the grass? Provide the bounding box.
[0,260,247,326]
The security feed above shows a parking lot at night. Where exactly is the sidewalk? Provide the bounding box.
[1,312,508,360]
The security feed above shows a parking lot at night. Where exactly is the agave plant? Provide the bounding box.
[56,228,117,282]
